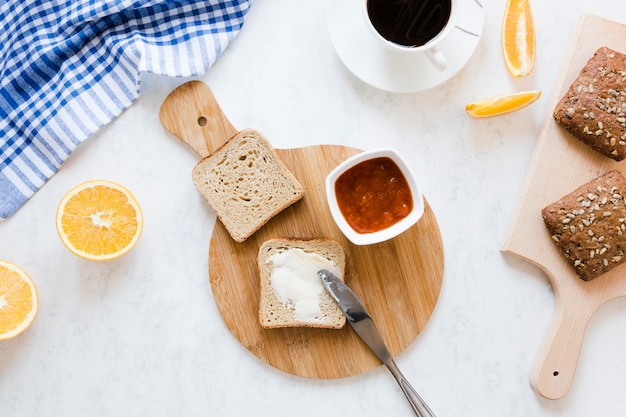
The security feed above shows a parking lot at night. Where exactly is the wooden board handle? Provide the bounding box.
[159,80,238,158]
[530,293,595,399]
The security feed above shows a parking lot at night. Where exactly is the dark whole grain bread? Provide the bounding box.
[554,46,626,161]
[542,170,626,281]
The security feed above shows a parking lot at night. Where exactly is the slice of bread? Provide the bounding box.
[542,170,626,281]
[554,47,626,161]
[258,238,346,329]
[192,129,304,242]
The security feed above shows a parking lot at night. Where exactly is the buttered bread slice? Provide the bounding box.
[258,238,346,329]
[192,129,304,242]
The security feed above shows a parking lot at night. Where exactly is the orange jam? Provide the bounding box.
[334,157,413,234]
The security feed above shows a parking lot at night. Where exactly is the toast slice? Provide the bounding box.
[258,238,346,329]
[192,129,304,242]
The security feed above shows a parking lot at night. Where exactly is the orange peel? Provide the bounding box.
[0,260,38,340]
[56,180,143,261]
[466,90,541,118]
[502,0,536,77]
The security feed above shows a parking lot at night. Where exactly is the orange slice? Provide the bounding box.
[466,90,541,118]
[502,0,535,77]
[0,260,38,340]
[56,180,143,261]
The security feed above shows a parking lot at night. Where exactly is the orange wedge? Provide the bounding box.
[502,0,535,77]
[0,260,38,340]
[466,90,541,118]
[56,180,143,261]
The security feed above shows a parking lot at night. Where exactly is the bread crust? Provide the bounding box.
[191,129,304,242]
[542,170,626,281]
[258,238,346,329]
[554,46,626,161]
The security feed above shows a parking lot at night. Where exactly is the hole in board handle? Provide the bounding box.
[198,116,207,126]
[553,371,559,377]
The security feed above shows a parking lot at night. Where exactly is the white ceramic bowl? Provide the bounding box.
[325,148,424,245]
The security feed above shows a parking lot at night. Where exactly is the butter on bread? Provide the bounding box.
[258,238,346,329]
[542,170,626,281]
[192,129,304,242]
[554,46,626,161]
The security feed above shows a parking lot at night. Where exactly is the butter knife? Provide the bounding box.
[318,269,436,417]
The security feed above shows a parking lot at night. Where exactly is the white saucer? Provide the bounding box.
[327,0,485,93]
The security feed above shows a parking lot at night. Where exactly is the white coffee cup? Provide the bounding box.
[363,0,459,71]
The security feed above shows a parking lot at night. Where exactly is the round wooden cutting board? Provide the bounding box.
[160,81,444,379]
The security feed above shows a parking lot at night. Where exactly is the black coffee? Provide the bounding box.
[367,0,452,48]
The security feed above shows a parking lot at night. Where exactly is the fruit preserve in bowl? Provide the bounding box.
[325,148,424,245]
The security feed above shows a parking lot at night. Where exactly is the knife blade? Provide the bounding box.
[318,269,436,417]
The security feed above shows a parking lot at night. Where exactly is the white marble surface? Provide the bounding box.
[3,1,626,415]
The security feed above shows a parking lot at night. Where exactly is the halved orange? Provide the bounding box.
[502,0,535,77]
[466,90,541,118]
[0,260,38,340]
[56,180,143,261]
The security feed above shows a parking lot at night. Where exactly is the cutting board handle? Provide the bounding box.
[159,80,238,158]
[530,292,595,400]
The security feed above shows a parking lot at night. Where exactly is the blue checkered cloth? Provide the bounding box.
[0,0,252,220]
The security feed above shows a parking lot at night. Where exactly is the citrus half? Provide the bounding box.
[502,0,535,77]
[56,180,143,261]
[0,260,38,340]
[465,90,541,118]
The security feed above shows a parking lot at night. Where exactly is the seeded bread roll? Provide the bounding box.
[553,46,626,161]
[192,129,304,243]
[542,170,626,281]
[258,238,346,329]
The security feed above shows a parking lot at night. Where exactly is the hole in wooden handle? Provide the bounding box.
[198,116,207,126]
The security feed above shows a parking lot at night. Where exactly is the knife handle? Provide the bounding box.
[386,359,436,417]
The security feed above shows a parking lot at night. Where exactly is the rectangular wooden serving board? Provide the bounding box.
[502,14,626,400]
